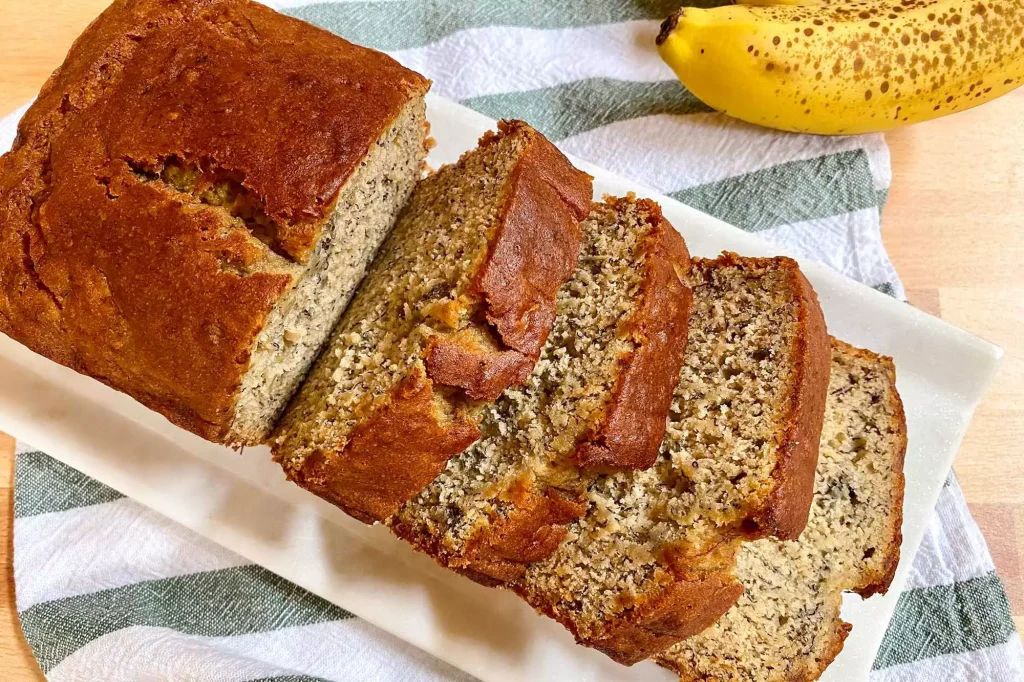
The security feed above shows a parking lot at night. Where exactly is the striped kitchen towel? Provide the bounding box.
[3,0,1022,680]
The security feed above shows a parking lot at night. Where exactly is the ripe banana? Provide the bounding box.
[734,0,823,5]
[657,0,1024,134]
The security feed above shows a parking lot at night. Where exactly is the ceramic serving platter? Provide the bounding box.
[0,95,1002,681]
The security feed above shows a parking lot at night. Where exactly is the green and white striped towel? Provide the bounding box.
[3,0,1021,679]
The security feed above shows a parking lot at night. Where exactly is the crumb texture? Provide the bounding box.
[514,254,828,660]
[228,100,426,444]
[390,197,684,577]
[659,339,906,682]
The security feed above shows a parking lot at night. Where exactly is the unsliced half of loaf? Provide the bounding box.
[271,121,592,523]
[0,0,431,446]
[513,253,831,665]
[658,339,906,682]
[388,196,693,584]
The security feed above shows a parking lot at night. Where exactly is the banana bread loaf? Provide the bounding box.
[0,0,430,445]
[513,253,831,665]
[658,339,906,682]
[388,196,693,584]
[271,121,592,524]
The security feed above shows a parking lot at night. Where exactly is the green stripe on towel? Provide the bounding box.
[463,79,711,141]
[14,452,124,518]
[873,282,898,297]
[873,572,1018,669]
[286,0,713,51]
[19,565,354,672]
[670,150,881,233]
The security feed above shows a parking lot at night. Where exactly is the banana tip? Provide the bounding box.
[656,10,682,46]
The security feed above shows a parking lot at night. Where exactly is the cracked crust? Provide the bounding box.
[0,0,428,441]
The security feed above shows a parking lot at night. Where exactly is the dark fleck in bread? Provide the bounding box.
[512,253,831,665]
[388,195,693,584]
[271,121,593,524]
[0,0,430,445]
[658,338,907,682]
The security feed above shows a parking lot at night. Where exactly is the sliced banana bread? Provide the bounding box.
[271,121,592,524]
[658,339,906,682]
[0,0,430,445]
[513,253,831,665]
[388,196,693,584]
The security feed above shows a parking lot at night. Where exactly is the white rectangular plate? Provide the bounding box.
[0,95,1002,682]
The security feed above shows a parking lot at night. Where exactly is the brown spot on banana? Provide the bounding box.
[656,0,1024,134]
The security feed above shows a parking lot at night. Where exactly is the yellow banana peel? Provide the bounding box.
[733,0,822,6]
[657,0,1024,134]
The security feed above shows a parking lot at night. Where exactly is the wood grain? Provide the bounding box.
[0,436,45,680]
[0,0,1022,677]
[883,87,1024,648]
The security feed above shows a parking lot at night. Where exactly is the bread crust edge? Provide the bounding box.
[286,368,480,523]
[751,258,832,541]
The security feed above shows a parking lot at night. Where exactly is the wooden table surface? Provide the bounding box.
[1,1,1023,678]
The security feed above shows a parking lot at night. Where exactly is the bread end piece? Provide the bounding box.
[834,339,907,599]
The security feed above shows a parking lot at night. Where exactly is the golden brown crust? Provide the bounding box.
[474,120,592,358]
[454,484,588,584]
[425,330,534,402]
[576,199,693,470]
[749,258,831,541]
[526,557,744,667]
[289,368,480,523]
[427,120,592,397]
[0,0,428,442]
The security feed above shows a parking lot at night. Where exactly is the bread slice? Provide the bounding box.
[0,0,430,445]
[512,253,831,665]
[271,121,592,524]
[388,196,693,584]
[658,339,906,682]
